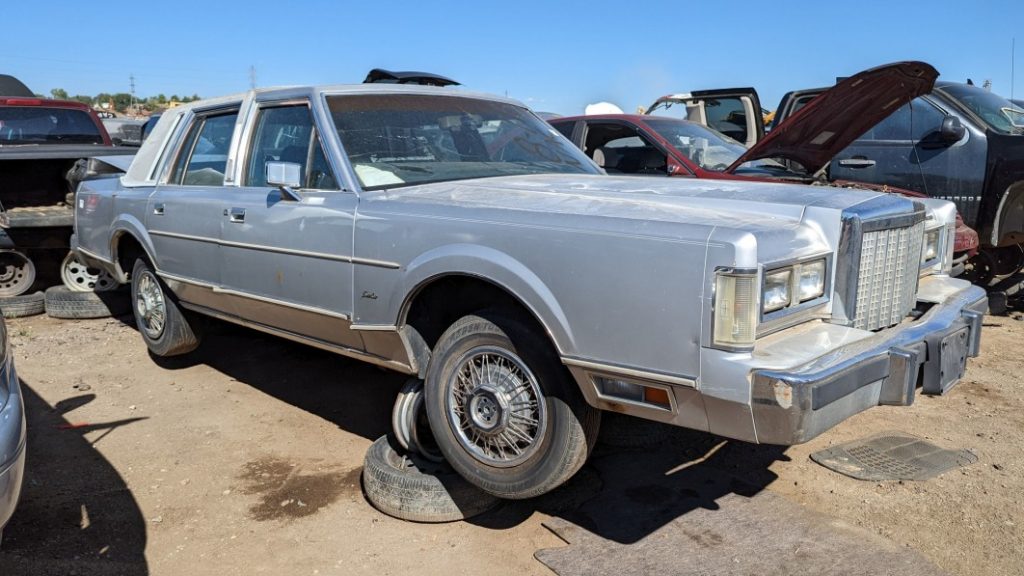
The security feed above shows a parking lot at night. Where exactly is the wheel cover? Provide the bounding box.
[445,346,547,468]
[61,252,118,292]
[0,251,35,297]
[135,271,166,339]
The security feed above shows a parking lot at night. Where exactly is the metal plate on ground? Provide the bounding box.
[810,432,978,481]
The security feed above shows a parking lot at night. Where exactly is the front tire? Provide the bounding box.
[131,258,201,356]
[424,312,600,499]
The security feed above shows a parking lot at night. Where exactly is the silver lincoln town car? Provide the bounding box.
[70,83,987,499]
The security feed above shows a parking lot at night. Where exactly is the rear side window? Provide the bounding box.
[245,105,338,190]
[703,98,749,144]
[0,106,103,144]
[552,121,575,140]
[170,111,238,186]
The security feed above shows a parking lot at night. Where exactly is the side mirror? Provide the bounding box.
[266,161,302,200]
[940,116,966,143]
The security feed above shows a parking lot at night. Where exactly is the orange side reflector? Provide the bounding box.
[643,387,671,408]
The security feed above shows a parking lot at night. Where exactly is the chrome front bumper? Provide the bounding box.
[750,280,987,445]
[0,355,26,533]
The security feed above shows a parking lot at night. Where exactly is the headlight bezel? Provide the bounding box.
[920,223,952,276]
[760,256,831,323]
[711,255,832,351]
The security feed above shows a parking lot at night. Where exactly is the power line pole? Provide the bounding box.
[129,73,136,116]
[249,65,257,91]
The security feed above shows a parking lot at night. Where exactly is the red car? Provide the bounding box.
[548,62,979,270]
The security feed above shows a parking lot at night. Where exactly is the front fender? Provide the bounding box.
[389,243,576,356]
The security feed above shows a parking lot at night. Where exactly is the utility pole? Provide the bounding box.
[129,73,136,116]
[249,65,257,91]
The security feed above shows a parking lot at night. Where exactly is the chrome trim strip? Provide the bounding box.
[148,229,401,269]
[561,357,697,388]
[350,324,399,332]
[157,270,351,321]
[178,301,415,374]
[76,245,114,265]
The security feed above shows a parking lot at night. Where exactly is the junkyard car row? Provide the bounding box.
[0,59,1017,537]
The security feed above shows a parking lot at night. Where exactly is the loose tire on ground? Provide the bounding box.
[130,258,201,356]
[44,286,131,319]
[0,291,45,318]
[424,312,601,500]
[362,435,499,523]
[392,379,444,463]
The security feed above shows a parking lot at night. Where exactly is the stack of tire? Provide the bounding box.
[363,379,501,523]
[0,252,129,320]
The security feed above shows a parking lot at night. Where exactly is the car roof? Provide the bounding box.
[174,83,527,114]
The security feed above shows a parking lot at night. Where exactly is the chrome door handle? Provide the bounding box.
[153,203,165,215]
[837,157,876,168]
[227,207,246,223]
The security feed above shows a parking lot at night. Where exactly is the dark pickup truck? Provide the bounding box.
[0,87,134,297]
[772,81,1024,287]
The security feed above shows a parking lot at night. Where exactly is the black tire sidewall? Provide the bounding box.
[361,435,498,523]
[424,312,595,499]
[130,258,199,356]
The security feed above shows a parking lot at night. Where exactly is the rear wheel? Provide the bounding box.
[424,312,600,500]
[131,258,201,356]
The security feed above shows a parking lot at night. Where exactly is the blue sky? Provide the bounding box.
[3,0,1021,114]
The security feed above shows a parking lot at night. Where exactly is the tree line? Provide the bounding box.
[46,88,202,113]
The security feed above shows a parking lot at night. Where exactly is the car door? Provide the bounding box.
[908,98,987,224]
[216,100,363,350]
[828,100,926,192]
[146,107,240,311]
[646,88,764,147]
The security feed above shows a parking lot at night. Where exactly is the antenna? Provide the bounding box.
[249,65,257,91]
[1012,37,1016,101]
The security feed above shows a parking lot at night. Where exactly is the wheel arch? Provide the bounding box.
[394,244,575,356]
[990,181,1024,247]
[109,216,158,283]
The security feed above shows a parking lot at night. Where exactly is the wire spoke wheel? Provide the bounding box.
[135,271,166,339]
[446,346,547,468]
[61,251,118,292]
[0,251,36,298]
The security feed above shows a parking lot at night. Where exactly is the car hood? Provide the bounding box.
[727,61,938,174]
[369,173,897,236]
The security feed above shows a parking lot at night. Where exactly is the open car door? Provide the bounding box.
[645,88,764,147]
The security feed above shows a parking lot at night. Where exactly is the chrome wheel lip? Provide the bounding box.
[392,379,444,463]
[61,252,118,292]
[445,346,547,468]
[135,272,166,339]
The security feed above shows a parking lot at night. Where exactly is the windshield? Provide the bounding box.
[644,117,774,172]
[0,106,104,144]
[327,94,598,190]
[939,84,1024,135]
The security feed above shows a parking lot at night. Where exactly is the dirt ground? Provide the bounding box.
[0,308,1021,575]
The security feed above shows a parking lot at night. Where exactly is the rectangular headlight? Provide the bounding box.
[762,269,792,312]
[922,228,941,264]
[798,259,826,301]
[714,271,757,348]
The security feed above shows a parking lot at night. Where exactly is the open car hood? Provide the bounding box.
[727,61,938,174]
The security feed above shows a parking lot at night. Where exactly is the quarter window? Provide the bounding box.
[246,105,338,190]
[170,111,238,186]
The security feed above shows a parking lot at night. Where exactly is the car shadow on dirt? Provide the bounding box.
[140,319,786,545]
[0,383,149,576]
[470,420,788,545]
[147,320,406,442]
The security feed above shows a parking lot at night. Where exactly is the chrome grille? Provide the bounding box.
[853,221,924,331]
